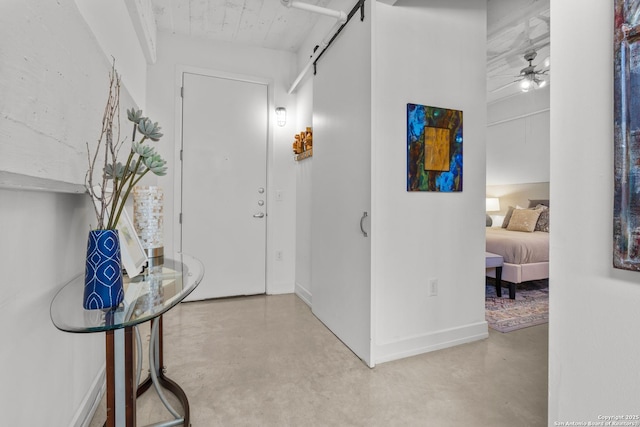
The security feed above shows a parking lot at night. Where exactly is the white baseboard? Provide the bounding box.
[71,364,105,427]
[294,282,312,307]
[266,281,295,295]
[374,321,489,364]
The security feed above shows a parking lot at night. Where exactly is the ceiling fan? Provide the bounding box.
[490,50,550,94]
[517,50,549,92]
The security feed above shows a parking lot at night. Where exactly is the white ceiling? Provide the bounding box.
[487,0,550,102]
[150,0,332,52]
[150,0,550,102]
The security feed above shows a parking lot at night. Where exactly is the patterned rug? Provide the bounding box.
[485,278,549,333]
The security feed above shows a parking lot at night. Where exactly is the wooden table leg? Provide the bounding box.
[105,327,136,427]
[495,266,503,297]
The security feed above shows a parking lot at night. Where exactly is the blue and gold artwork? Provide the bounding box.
[614,0,640,270]
[407,103,463,192]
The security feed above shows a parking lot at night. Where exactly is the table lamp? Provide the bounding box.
[486,197,501,227]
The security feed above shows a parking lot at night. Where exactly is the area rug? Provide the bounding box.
[485,279,549,333]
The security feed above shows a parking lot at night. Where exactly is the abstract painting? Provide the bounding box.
[614,0,640,270]
[407,103,463,192]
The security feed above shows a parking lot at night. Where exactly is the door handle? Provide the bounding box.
[253,212,265,218]
[360,211,368,237]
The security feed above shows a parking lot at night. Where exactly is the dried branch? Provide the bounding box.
[85,61,121,229]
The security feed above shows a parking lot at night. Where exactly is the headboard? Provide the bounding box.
[486,182,550,216]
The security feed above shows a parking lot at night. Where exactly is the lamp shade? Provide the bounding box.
[486,197,500,212]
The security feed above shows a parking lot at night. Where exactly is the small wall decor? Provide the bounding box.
[293,127,313,161]
[614,0,640,270]
[407,103,463,192]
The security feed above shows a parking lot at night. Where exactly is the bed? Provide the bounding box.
[485,201,550,296]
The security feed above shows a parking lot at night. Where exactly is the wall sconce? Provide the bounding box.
[485,197,501,227]
[276,107,287,127]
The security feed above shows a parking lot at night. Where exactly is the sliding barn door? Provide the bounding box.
[311,0,372,366]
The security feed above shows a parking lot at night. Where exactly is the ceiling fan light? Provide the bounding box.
[520,80,531,91]
[538,79,547,88]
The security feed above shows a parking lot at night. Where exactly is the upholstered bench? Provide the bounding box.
[485,252,514,299]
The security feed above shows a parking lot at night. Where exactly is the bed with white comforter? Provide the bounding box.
[485,220,549,285]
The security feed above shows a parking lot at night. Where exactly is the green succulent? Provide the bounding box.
[127,108,144,124]
[132,141,155,158]
[128,161,145,175]
[138,118,163,141]
[104,162,125,179]
[143,153,167,176]
[101,106,168,230]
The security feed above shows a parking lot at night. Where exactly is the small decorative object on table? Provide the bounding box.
[83,63,168,310]
[133,185,164,260]
[84,229,124,310]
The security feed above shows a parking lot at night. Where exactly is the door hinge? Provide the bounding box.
[179,213,182,224]
[180,87,184,98]
[180,149,183,161]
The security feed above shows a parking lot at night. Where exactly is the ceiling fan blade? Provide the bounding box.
[508,32,528,51]
[528,56,550,74]
[490,74,520,78]
[489,80,519,93]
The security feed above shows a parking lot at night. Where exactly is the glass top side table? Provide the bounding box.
[51,253,204,427]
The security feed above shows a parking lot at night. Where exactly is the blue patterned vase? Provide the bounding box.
[83,229,124,310]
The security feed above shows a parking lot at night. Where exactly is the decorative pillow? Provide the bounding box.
[501,205,525,228]
[490,215,505,228]
[534,204,550,232]
[501,206,516,228]
[507,208,542,232]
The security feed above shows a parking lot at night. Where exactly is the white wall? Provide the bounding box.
[294,79,314,305]
[0,0,139,185]
[371,0,488,363]
[487,87,550,185]
[0,1,150,424]
[549,0,640,423]
[74,0,149,109]
[0,189,104,427]
[147,33,298,294]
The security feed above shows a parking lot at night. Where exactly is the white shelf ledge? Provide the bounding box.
[0,171,87,194]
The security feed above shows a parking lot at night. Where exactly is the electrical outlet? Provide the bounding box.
[276,250,283,261]
[429,278,438,297]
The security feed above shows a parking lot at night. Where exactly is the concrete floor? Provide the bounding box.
[90,293,548,426]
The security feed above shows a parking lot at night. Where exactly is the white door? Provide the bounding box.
[181,72,268,301]
[311,0,372,366]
